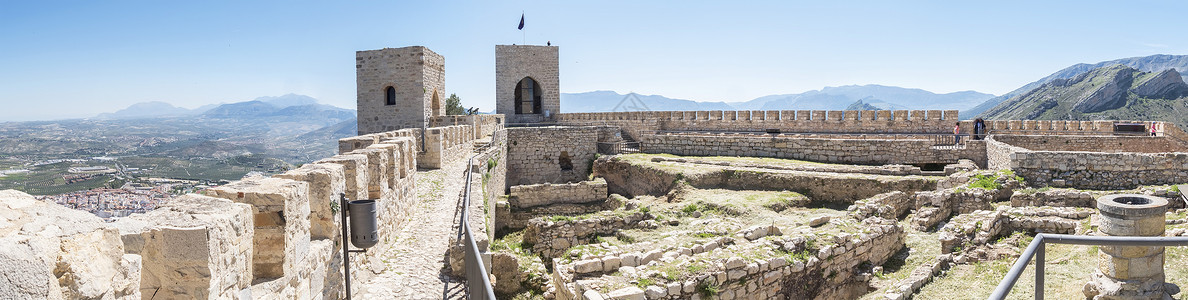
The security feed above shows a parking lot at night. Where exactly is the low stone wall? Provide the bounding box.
[509,178,608,209]
[593,156,938,204]
[994,135,1185,153]
[1011,150,1188,190]
[848,191,913,220]
[495,195,625,231]
[522,210,653,258]
[506,126,598,186]
[642,132,987,167]
[1010,189,1096,207]
[0,190,141,299]
[938,206,1090,254]
[987,134,1188,190]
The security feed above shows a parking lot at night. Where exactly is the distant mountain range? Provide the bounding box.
[95,94,350,120]
[561,86,995,114]
[967,54,1188,118]
[980,65,1188,123]
[561,91,735,112]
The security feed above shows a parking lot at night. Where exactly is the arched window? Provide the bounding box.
[385,86,396,106]
[514,77,542,114]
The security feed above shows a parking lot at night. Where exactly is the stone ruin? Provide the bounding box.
[3,44,1188,300]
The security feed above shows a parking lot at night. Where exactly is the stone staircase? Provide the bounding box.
[472,140,491,153]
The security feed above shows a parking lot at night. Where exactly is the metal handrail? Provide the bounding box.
[461,153,497,299]
[988,233,1188,300]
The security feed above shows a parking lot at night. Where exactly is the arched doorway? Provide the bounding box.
[514,77,542,114]
[430,89,442,116]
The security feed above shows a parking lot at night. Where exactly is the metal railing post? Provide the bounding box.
[1035,243,1044,300]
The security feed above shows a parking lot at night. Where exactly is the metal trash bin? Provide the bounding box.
[348,199,379,249]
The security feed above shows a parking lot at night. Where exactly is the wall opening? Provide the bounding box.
[514,77,542,114]
[431,89,442,116]
[385,86,396,106]
[558,151,573,171]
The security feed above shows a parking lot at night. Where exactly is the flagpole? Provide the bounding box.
[522,10,526,45]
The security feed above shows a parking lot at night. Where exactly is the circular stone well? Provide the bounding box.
[1084,194,1169,299]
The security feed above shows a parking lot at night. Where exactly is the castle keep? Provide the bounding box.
[356,46,446,134]
[2,44,1187,300]
[496,45,561,124]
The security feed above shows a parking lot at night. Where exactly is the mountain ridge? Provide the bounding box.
[968,54,1188,118]
[980,64,1188,123]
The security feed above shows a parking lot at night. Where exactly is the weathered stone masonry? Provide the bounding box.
[506,126,598,186]
[356,46,446,134]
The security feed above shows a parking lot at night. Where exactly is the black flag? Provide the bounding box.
[518,13,524,30]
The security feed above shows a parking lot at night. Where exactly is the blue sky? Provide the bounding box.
[1,1,1185,121]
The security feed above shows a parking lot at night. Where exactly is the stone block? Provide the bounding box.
[206,177,311,280]
[275,163,346,240]
[114,194,255,299]
[0,190,141,299]
[316,154,369,202]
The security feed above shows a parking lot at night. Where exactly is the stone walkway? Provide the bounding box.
[356,159,469,299]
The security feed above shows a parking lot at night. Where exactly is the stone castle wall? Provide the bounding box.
[992,135,1184,153]
[1,120,488,299]
[987,134,1188,189]
[557,109,960,134]
[508,178,608,209]
[356,46,446,134]
[642,132,988,167]
[506,126,598,186]
[496,45,560,123]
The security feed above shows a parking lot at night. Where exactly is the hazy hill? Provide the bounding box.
[561,91,735,112]
[845,98,908,111]
[255,93,320,108]
[561,86,993,113]
[980,65,1188,123]
[733,85,994,112]
[95,101,201,119]
[968,54,1188,118]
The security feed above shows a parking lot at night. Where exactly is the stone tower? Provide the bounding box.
[496,45,560,124]
[356,46,445,135]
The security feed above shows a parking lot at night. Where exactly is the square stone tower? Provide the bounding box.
[356,46,446,135]
[496,45,560,123]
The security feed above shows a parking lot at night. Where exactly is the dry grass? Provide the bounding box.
[913,237,1188,299]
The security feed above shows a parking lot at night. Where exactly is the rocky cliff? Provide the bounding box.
[980,65,1188,122]
[966,54,1188,118]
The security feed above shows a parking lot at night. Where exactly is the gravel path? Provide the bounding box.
[356,159,469,299]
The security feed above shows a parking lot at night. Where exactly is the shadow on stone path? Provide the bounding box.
[356,159,470,299]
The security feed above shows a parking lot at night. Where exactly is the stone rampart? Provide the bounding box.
[43,124,467,299]
[506,126,598,185]
[557,109,959,134]
[642,132,987,167]
[114,194,255,299]
[339,118,496,170]
[508,178,608,209]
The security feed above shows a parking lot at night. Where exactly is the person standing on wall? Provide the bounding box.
[1152,123,1158,136]
[954,122,961,145]
[973,118,985,140]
